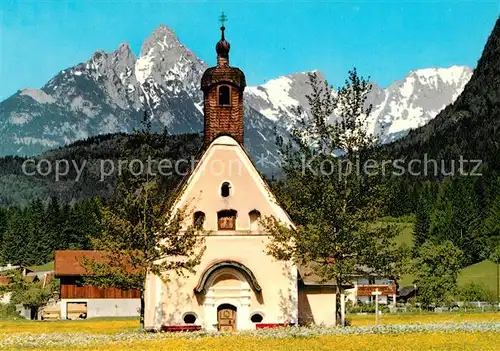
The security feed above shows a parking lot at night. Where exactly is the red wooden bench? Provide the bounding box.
[161,325,202,332]
[255,323,295,329]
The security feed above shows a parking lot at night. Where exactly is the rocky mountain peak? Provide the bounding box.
[115,42,134,56]
[140,24,182,57]
[475,17,500,73]
[90,49,107,62]
[135,24,206,99]
[407,66,472,88]
[367,65,473,142]
[110,42,136,71]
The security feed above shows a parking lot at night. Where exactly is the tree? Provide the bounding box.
[0,270,58,319]
[64,197,103,250]
[490,244,500,303]
[387,178,418,217]
[83,174,206,331]
[412,240,463,308]
[1,207,30,265]
[451,178,484,265]
[45,196,65,261]
[0,207,7,254]
[430,178,455,244]
[25,199,46,265]
[491,244,500,264]
[264,70,407,326]
[484,195,500,250]
[413,182,433,250]
[430,177,486,266]
[458,281,495,303]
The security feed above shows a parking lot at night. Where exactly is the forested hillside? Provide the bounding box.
[0,130,204,265]
[0,131,202,206]
[0,197,102,265]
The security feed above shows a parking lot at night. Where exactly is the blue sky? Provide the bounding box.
[0,1,499,100]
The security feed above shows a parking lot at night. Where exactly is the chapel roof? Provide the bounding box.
[298,265,354,288]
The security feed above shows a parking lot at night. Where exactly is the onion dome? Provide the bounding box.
[200,23,246,93]
[216,26,230,58]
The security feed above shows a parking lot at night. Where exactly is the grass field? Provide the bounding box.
[27,261,55,272]
[2,312,499,334]
[3,333,495,351]
[350,311,500,326]
[459,260,498,292]
[374,216,415,248]
[0,317,139,334]
[399,258,498,290]
[1,314,500,350]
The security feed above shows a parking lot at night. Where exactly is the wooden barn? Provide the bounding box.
[54,250,141,319]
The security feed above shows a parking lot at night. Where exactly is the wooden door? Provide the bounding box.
[217,304,237,331]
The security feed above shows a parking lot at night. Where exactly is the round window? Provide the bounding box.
[183,313,197,324]
[250,313,263,323]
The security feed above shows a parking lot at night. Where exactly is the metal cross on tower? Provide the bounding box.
[219,12,228,28]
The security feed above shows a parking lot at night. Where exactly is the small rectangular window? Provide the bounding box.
[218,210,236,230]
[218,86,231,106]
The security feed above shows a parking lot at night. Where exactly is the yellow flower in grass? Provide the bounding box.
[10,333,500,351]
[350,311,500,326]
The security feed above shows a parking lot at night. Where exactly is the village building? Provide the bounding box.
[54,251,140,319]
[349,277,397,306]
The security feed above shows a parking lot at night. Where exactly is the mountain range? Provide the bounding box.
[0,24,473,161]
[390,16,500,172]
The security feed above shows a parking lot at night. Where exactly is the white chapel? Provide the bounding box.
[144,24,371,331]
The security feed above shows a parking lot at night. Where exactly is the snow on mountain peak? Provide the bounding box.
[411,65,471,85]
[246,66,472,143]
[367,65,473,141]
[135,49,155,85]
[246,71,320,122]
[246,77,297,121]
[0,25,474,162]
[252,76,295,108]
[135,25,206,98]
[20,89,56,104]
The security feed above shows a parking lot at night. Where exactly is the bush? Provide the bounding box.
[0,303,22,320]
[458,282,496,303]
[347,301,390,314]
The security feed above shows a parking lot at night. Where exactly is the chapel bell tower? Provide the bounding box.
[201,13,246,146]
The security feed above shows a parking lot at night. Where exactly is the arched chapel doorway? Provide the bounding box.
[194,260,262,330]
